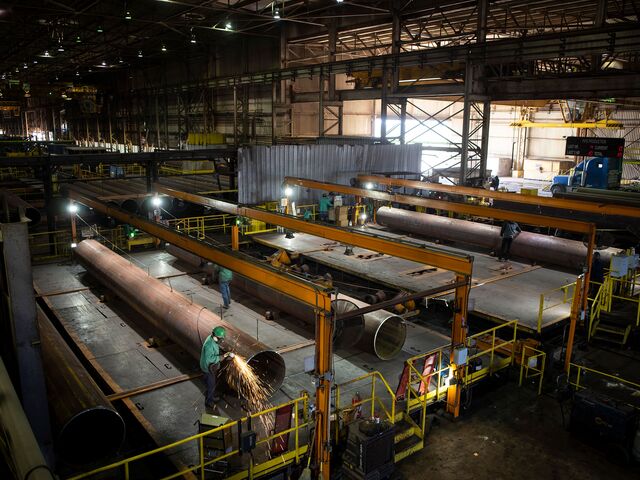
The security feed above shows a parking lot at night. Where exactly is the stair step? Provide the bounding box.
[394,434,423,462]
[596,325,628,335]
[393,418,420,444]
[592,330,628,345]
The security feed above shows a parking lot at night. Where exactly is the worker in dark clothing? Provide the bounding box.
[589,251,605,298]
[498,220,521,261]
[212,264,233,309]
[490,175,500,191]
[319,193,333,222]
[200,326,234,410]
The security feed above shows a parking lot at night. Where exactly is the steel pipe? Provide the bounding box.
[376,207,618,269]
[0,356,54,480]
[74,239,285,393]
[37,308,125,465]
[166,244,406,359]
[166,244,364,349]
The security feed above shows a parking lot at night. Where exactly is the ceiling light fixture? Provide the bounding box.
[161,43,167,52]
[137,50,143,57]
[23,63,28,69]
[225,21,232,30]
[125,10,132,20]
[97,25,103,33]
[76,71,80,76]
[76,36,81,43]
[274,8,280,19]
[43,50,50,57]
[118,57,124,63]
[190,28,196,44]
[57,43,65,52]
[33,60,37,64]
[101,60,106,66]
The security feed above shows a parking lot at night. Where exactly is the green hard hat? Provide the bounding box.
[212,326,226,339]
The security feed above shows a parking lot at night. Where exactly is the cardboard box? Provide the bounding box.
[336,219,350,227]
[335,206,350,219]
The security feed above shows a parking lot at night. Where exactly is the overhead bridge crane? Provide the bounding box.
[281,176,598,375]
[68,188,473,480]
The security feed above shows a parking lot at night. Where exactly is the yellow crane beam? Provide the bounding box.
[154,184,474,276]
[357,174,640,219]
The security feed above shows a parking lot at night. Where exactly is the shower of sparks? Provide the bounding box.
[223,354,274,441]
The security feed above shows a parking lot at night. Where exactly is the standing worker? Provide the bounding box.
[498,220,521,261]
[319,193,333,222]
[590,251,605,298]
[200,326,234,410]
[213,264,233,309]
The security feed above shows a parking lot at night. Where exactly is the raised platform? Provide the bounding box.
[252,229,576,333]
[33,248,449,474]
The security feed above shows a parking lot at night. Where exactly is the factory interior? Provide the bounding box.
[2,1,640,479]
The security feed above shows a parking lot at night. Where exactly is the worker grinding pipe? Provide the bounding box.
[319,192,333,222]
[212,264,233,309]
[498,220,521,261]
[200,326,235,412]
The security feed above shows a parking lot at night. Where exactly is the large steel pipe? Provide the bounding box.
[376,207,618,269]
[340,295,406,361]
[0,356,55,480]
[165,244,365,349]
[166,244,406,359]
[37,308,125,465]
[75,239,285,393]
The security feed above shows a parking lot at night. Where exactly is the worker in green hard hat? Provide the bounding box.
[200,326,234,410]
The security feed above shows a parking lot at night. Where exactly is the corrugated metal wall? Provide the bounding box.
[238,144,422,204]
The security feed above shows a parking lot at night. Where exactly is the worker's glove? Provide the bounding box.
[208,363,219,374]
[223,352,235,359]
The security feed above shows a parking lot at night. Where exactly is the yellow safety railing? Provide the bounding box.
[334,371,396,430]
[464,320,519,384]
[159,165,215,176]
[518,345,546,395]
[589,270,640,340]
[68,394,310,480]
[166,214,236,239]
[537,280,577,333]
[405,347,450,434]
[29,226,130,263]
[568,363,640,410]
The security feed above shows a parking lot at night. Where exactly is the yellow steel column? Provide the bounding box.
[565,275,584,373]
[583,226,596,315]
[446,274,470,417]
[231,225,239,251]
[314,310,333,480]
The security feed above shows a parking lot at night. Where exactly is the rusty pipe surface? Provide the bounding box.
[166,244,406,359]
[74,239,285,393]
[376,206,618,270]
[37,307,125,465]
[165,244,364,349]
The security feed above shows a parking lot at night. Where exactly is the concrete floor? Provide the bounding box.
[33,247,449,473]
[398,382,640,480]
[254,229,575,332]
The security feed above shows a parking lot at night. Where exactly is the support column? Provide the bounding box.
[391,10,401,88]
[318,73,325,137]
[446,274,470,418]
[327,22,337,101]
[313,310,333,480]
[1,222,53,462]
[233,85,239,147]
[399,98,407,145]
[272,82,277,145]
[479,101,491,178]
[380,64,389,140]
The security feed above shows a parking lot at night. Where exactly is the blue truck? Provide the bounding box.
[550,157,623,196]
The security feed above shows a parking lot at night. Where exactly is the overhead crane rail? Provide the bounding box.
[284,177,595,234]
[358,174,640,219]
[154,184,473,276]
[67,191,331,312]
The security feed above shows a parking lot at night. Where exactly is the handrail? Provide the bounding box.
[518,345,546,395]
[537,280,576,333]
[334,371,396,425]
[568,363,640,410]
[68,394,310,480]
